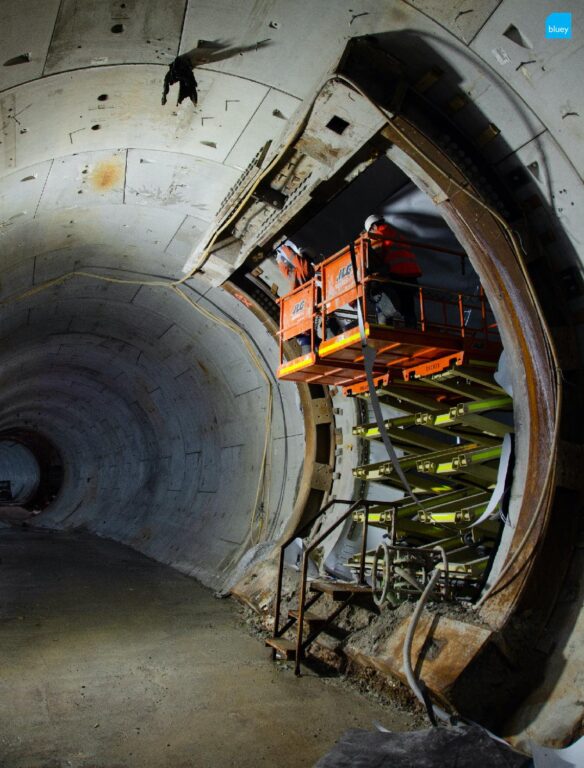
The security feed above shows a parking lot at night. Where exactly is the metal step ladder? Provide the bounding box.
[265,579,373,661]
[266,499,378,673]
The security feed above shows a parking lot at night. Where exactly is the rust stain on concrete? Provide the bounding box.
[89,159,124,191]
[345,614,492,700]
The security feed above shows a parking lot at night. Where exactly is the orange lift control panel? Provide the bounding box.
[276,236,502,393]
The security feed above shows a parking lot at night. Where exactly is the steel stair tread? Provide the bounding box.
[309,579,372,596]
[265,636,296,659]
[287,609,326,624]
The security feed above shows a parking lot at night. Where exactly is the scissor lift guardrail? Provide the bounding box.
[276,236,502,391]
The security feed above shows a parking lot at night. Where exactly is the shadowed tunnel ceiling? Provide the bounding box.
[0,0,583,748]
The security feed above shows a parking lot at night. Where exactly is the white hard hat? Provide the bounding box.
[364,214,385,232]
[275,238,300,255]
[283,239,300,254]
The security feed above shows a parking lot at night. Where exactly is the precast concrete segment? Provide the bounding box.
[0,529,416,767]
[0,441,41,503]
[0,275,305,589]
[0,67,295,173]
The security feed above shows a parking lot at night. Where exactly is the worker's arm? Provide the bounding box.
[277,258,292,280]
[365,232,385,274]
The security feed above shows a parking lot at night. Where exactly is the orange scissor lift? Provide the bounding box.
[276,236,502,394]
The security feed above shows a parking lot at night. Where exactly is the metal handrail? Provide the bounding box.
[273,499,354,639]
[280,278,496,358]
[292,497,389,675]
[276,239,500,377]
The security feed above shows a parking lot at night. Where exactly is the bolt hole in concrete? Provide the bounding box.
[502,23,533,49]
[111,23,124,33]
[97,93,108,101]
[91,124,101,130]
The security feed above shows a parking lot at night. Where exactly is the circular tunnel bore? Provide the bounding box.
[0,440,40,504]
[0,281,306,588]
[237,58,563,736]
[0,1,578,754]
[0,430,64,521]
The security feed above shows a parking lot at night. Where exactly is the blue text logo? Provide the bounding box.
[336,264,353,283]
[545,12,572,38]
[292,300,305,316]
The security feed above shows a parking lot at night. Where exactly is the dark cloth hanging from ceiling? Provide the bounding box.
[162,56,198,107]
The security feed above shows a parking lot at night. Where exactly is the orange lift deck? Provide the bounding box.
[276,236,502,394]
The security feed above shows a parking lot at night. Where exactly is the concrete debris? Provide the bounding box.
[314,724,530,767]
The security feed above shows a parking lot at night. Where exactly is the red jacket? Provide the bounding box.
[368,223,422,278]
[277,244,314,289]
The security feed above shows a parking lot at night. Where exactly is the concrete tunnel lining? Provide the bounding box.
[0,271,306,589]
[0,52,310,590]
[1,0,583,755]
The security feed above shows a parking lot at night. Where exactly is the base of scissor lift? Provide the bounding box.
[276,322,502,390]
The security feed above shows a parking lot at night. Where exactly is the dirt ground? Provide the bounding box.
[0,527,419,768]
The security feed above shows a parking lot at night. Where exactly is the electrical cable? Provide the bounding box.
[402,560,520,749]
[402,567,452,725]
[394,565,425,594]
[403,557,530,752]
[372,541,390,607]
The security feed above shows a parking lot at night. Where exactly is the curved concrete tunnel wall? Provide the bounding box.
[0,271,306,588]
[0,1,583,742]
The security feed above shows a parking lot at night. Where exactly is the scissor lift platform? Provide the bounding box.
[276,236,501,391]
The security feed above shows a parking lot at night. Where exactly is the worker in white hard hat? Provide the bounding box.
[274,239,316,354]
[275,239,314,291]
[364,214,422,327]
